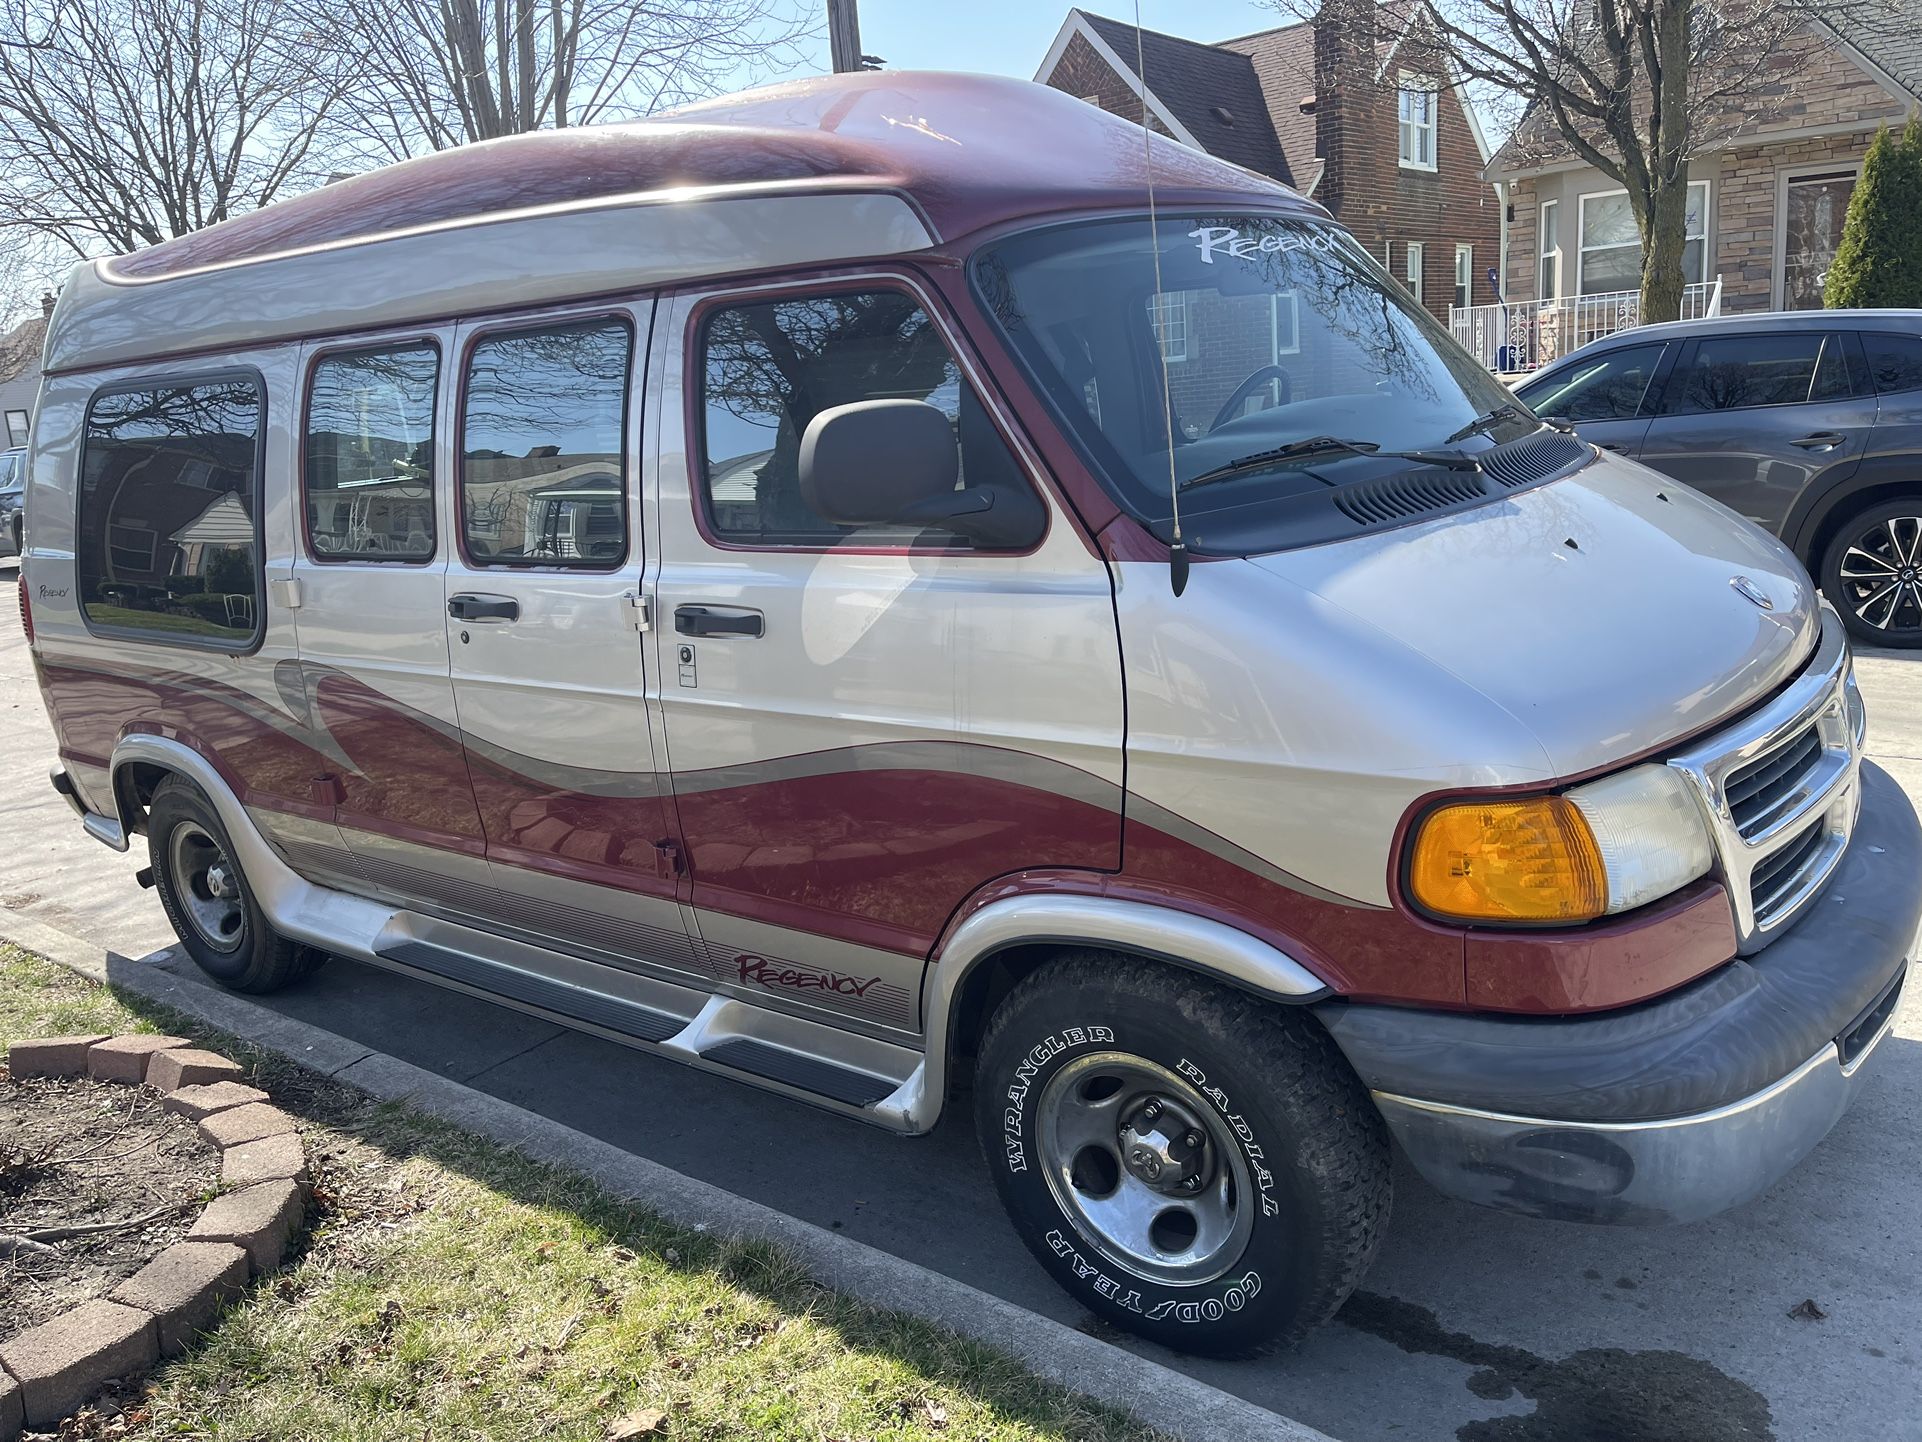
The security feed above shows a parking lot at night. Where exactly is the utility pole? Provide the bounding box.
[827,0,863,73]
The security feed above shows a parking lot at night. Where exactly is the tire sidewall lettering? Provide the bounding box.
[1001,1024,1113,1175]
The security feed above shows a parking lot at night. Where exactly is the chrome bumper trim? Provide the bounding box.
[1374,961,1906,1225]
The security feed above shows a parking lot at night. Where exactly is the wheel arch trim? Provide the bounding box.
[884,895,1332,1134]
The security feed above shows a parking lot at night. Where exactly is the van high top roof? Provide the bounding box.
[47,71,1310,376]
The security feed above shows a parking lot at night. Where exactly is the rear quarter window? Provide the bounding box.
[76,374,264,648]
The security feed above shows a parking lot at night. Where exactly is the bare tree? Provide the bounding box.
[1275,0,1897,321]
[0,0,351,256]
[331,0,818,160]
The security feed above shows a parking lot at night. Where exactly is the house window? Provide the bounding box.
[77,374,264,647]
[1272,292,1300,357]
[4,409,26,448]
[1404,241,1425,304]
[1397,77,1437,170]
[1578,182,1708,296]
[1539,199,1561,300]
[1454,244,1474,311]
[1147,291,1188,362]
[460,317,631,567]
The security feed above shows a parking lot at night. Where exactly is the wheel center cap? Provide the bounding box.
[1117,1096,1211,1193]
[207,866,236,900]
[1904,569,1917,583]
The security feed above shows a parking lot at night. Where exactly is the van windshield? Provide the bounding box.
[971,215,1535,548]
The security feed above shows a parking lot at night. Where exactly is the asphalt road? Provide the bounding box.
[3,557,1917,1442]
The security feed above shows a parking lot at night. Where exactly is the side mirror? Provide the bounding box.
[798,399,1043,549]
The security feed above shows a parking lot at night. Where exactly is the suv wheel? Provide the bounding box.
[974,951,1389,1356]
[1821,500,1922,647]
[148,775,327,993]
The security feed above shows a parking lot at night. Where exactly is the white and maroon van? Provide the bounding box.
[19,72,1919,1355]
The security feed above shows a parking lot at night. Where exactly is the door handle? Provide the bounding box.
[674,604,764,638]
[1791,432,1846,450]
[448,593,519,622]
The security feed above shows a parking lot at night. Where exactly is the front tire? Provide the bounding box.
[1820,500,1922,647]
[148,775,327,993]
[974,952,1389,1356]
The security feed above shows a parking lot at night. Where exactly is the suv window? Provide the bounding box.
[698,289,1033,548]
[0,451,21,490]
[460,318,630,567]
[1861,332,1922,395]
[305,344,438,562]
[77,375,263,647]
[1668,331,1852,414]
[1521,343,1666,421]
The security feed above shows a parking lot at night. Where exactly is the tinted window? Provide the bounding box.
[699,290,1031,548]
[78,377,262,645]
[0,451,20,490]
[1670,332,1850,414]
[1862,332,1922,395]
[305,345,438,562]
[460,319,630,566]
[1520,343,1666,421]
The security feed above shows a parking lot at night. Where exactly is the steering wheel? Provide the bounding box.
[1210,365,1293,432]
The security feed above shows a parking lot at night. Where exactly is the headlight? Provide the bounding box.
[1408,765,1713,923]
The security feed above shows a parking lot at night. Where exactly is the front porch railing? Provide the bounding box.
[1450,279,1722,375]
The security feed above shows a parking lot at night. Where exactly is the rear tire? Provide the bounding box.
[1820,499,1922,648]
[148,775,327,993]
[974,951,1389,1356]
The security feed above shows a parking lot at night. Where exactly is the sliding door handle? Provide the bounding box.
[674,604,764,638]
[448,593,519,622]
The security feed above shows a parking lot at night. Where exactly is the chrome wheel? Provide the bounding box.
[1036,1052,1256,1286]
[1838,515,1922,633]
[166,821,247,953]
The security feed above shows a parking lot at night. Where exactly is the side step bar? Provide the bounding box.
[371,927,917,1120]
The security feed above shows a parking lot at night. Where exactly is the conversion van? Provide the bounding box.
[21,72,1920,1356]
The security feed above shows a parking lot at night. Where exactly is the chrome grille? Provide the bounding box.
[1724,724,1824,839]
[1667,610,1861,953]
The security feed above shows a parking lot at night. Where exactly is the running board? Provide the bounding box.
[369,924,918,1122]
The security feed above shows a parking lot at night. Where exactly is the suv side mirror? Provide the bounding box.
[799,399,1042,549]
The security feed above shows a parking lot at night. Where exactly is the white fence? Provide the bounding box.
[1450,279,1723,375]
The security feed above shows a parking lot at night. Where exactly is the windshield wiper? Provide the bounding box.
[1443,403,1531,446]
[1179,435,1479,493]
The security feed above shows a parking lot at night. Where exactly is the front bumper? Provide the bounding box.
[1323,758,1920,1224]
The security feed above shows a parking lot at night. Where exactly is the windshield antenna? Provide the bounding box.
[1132,1,1189,596]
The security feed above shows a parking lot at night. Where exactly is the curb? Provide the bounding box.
[0,912,1337,1442]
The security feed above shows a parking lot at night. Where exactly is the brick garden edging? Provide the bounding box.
[1,1035,310,1438]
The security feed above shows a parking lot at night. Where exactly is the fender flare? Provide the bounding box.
[879,894,1330,1133]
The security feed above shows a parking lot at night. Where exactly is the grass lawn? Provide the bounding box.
[1,946,1162,1442]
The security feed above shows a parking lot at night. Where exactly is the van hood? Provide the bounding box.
[1244,454,1820,777]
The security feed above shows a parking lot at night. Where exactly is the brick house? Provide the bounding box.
[1035,5,1502,324]
[0,296,50,450]
[1492,12,1922,323]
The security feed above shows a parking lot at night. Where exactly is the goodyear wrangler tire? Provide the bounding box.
[975,951,1390,1356]
[148,775,328,994]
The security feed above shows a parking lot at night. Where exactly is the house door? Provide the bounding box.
[648,279,1125,1040]
[1782,171,1859,311]
[440,302,696,977]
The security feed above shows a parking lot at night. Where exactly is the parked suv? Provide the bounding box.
[19,73,1921,1357]
[0,446,24,559]
[1515,311,1922,646]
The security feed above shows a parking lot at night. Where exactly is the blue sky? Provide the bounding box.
[787,1,1297,80]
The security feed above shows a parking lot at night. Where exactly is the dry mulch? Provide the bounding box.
[0,1072,219,1341]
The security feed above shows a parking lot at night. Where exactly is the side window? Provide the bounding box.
[1522,343,1666,422]
[1670,332,1847,414]
[77,375,262,646]
[304,344,438,562]
[460,318,630,567]
[1862,332,1922,395]
[698,289,1036,549]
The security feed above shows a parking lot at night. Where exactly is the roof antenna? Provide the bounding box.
[1132,0,1189,596]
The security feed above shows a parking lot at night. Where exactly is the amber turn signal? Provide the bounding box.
[1407,796,1607,923]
